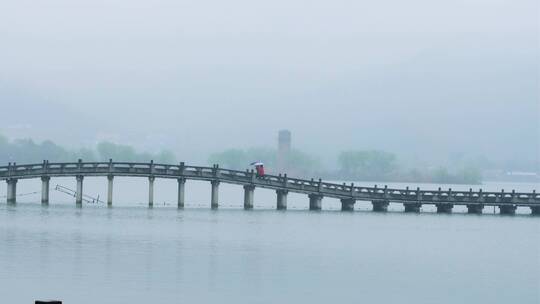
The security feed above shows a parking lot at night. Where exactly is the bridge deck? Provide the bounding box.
[1,161,538,207]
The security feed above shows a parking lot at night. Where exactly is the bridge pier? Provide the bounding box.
[499,205,517,215]
[436,203,453,213]
[41,176,50,205]
[466,204,484,214]
[309,194,323,210]
[76,175,84,206]
[276,190,288,210]
[530,206,540,215]
[211,180,219,209]
[403,202,421,213]
[340,198,355,211]
[148,176,155,207]
[243,185,255,209]
[372,200,389,212]
[107,175,113,206]
[177,178,186,208]
[6,178,17,204]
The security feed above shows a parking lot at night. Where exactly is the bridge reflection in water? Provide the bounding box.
[1,160,539,215]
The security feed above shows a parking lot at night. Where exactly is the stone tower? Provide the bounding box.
[277,130,291,174]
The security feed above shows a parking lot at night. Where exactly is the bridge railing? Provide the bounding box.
[0,161,538,204]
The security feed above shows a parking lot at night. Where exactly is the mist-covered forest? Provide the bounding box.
[208,148,483,184]
[0,133,176,164]
[2,130,539,184]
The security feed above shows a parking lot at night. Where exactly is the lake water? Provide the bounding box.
[1,178,539,303]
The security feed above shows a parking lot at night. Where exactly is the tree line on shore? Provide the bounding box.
[0,134,176,164]
[209,148,482,184]
[0,133,481,184]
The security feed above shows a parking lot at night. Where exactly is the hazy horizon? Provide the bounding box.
[1,0,538,167]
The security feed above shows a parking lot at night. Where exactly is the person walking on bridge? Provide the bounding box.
[250,161,265,178]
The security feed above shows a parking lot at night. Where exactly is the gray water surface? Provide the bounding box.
[1,180,539,303]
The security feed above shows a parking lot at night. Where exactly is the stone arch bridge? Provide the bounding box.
[1,160,539,215]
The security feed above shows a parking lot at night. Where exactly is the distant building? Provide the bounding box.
[277,130,291,174]
[506,171,538,177]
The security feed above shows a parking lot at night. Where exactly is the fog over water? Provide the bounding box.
[1,1,539,303]
[1,180,539,304]
[1,0,538,167]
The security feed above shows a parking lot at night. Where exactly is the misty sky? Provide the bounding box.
[0,0,538,166]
